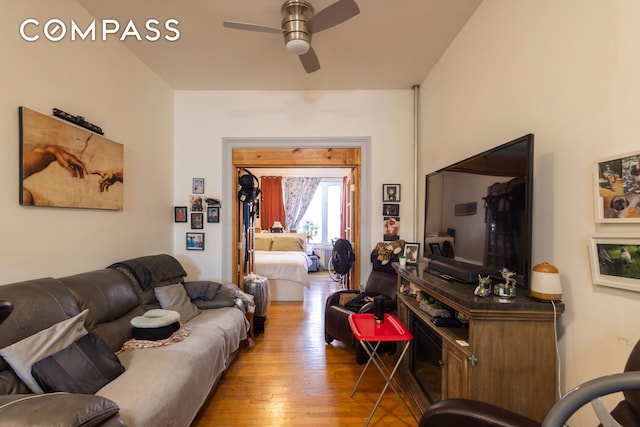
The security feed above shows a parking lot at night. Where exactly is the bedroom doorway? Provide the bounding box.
[231,147,362,290]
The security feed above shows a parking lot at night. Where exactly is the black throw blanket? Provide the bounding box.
[108,254,187,290]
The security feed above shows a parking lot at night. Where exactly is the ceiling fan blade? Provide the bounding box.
[223,21,284,34]
[306,0,360,34]
[299,47,320,73]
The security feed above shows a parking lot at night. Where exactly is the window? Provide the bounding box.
[300,179,342,245]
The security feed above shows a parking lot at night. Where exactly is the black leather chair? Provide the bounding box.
[324,249,398,364]
[419,338,640,427]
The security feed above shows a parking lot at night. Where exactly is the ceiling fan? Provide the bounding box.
[223,0,360,73]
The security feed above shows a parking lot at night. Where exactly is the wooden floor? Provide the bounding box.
[192,272,419,427]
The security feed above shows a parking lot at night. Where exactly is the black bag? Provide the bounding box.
[344,292,386,313]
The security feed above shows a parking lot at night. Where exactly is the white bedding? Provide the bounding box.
[254,250,312,288]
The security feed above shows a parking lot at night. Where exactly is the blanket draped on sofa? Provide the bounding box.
[108,254,187,290]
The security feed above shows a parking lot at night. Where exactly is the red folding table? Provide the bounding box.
[348,313,418,426]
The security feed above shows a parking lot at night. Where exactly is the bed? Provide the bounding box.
[253,232,312,301]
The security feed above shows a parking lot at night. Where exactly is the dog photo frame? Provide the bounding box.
[589,234,640,292]
[595,151,640,222]
[382,184,400,202]
[403,242,421,265]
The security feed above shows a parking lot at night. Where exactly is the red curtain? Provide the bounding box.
[260,176,286,230]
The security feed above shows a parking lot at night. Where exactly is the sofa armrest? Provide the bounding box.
[419,398,540,427]
[325,289,359,308]
[0,393,122,427]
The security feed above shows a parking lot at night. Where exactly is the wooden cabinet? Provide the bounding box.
[441,341,470,399]
[394,264,563,422]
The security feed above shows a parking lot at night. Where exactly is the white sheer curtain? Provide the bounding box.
[283,177,321,232]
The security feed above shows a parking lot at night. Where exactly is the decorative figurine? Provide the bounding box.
[495,268,517,298]
[474,274,493,297]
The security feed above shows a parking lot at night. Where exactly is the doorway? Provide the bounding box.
[228,144,364,290]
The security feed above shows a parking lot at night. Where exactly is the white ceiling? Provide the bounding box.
[75,0,482,91]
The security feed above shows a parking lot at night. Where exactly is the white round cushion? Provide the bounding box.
[130,309,180,328]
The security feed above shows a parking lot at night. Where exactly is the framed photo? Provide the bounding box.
[191,212,203,229]
[403,242,421,265]
[383,203,399,216]
[174,206,187,223]
[455,202,477,216]
[193,178,204,194]
[594,151,640,222]
[207,206,220,223]
[190,195,204,211]
[429,243,441,256]
[589,234,640,292]
[383,216,400,241]
[186,232,205,250]
[383,184,400,202]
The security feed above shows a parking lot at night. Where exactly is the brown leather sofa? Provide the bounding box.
[324,249,398,364]
[419,338,640,427]
[0,255,248,427]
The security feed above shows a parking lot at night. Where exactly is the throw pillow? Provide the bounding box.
[31,332,125,394]
[0,310,89,393]
[184,280,222,301]
[154,284,201,322]
[193,288,237,309]
[271,237,305,252]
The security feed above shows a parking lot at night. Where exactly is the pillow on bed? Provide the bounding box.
[254,237,273,251]
[271,237,305,252]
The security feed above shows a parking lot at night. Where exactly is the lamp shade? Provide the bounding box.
[529,262,562,301]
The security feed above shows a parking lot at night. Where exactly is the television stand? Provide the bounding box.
[393,263,564,423]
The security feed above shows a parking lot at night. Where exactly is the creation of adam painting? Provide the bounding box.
[19,107,123,210]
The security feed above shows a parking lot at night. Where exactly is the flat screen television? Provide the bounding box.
[423,134,534,289]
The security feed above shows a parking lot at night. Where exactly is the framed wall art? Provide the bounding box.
[193,178,204,194]
[595,151,640,222]
[207,206,219,223]
[383,216,400,241]
[383,203,399,216]
[382,184,400,202]
[174,206,187,223]
[19,106,124,210]
[186,232,205,250]
[589,234,640,292]
[190,195,204,211]
[191,212,203,229]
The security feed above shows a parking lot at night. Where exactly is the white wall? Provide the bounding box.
[418,0,640,423]
[173,90,415,285]
[1,0,175,282]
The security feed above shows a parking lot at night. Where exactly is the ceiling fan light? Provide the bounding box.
[286,39,310,55]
